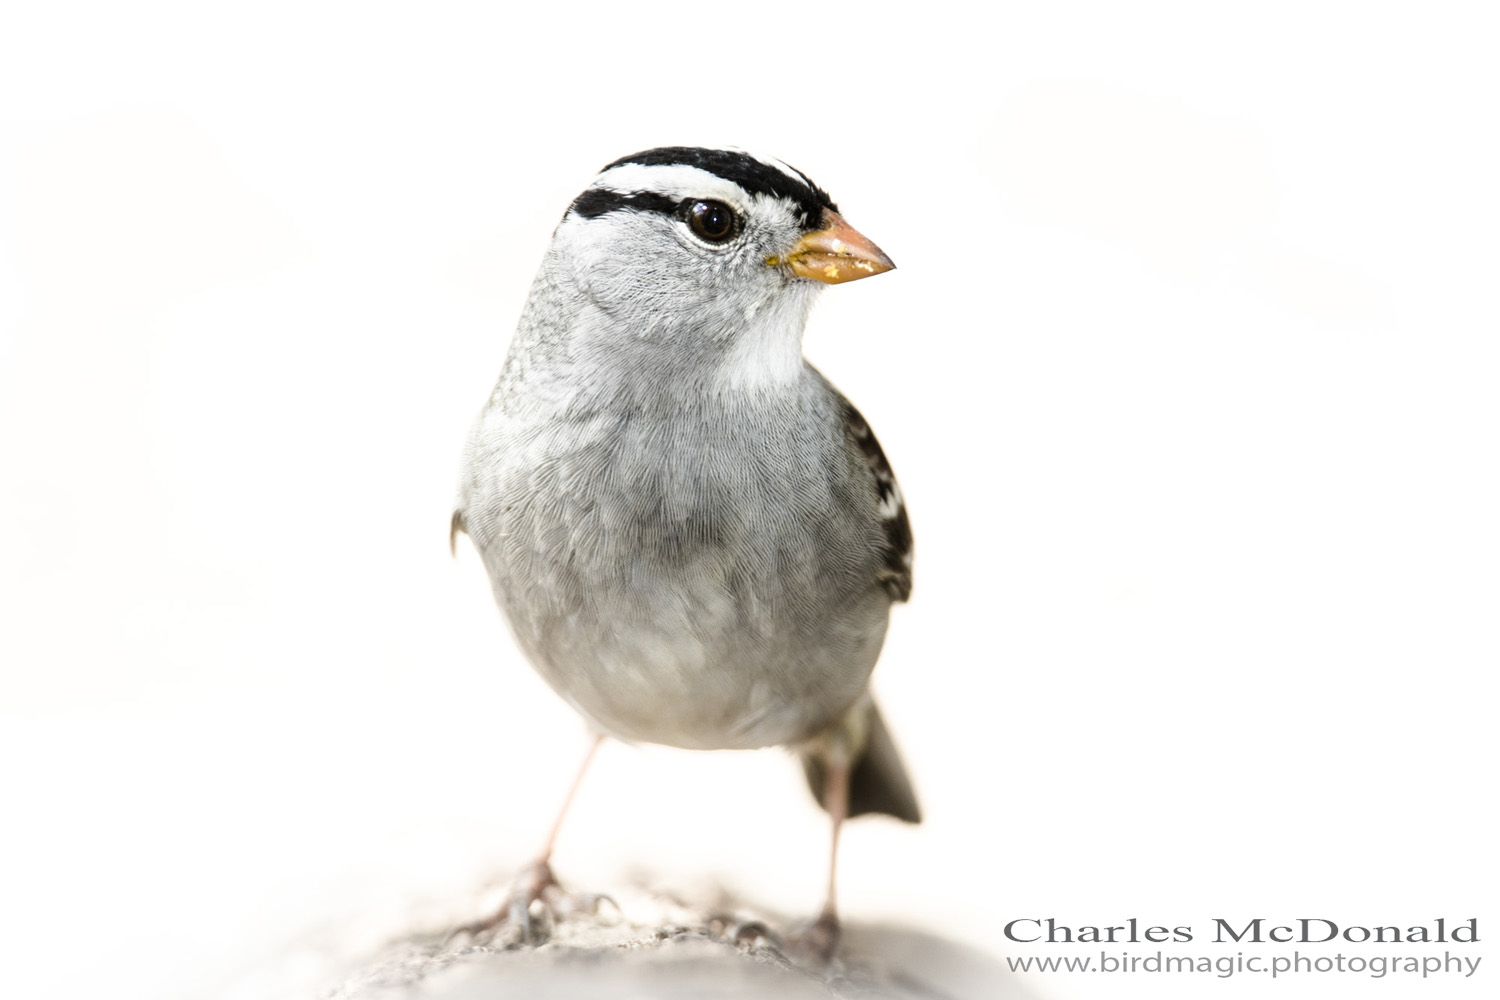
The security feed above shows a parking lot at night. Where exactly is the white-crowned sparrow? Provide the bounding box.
[452,146,918,952]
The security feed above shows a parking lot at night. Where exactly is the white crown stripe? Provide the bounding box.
[593,163,754,209]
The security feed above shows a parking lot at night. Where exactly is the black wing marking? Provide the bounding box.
[838,398,913,603]
[449,509,467,557]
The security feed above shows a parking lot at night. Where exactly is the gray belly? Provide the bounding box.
[464,413,891,749]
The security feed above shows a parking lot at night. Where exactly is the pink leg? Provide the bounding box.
[456,734,608,942]
[805,749,850,960]
[538,733,604,863]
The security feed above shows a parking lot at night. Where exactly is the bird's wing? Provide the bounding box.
[835,394,913,603]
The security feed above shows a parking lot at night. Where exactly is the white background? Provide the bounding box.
[2,3,1495,999]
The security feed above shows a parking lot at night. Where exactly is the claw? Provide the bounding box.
[553,890,620,923]
[450,861,615,946]
[705,914,783,952]
[507,860,558,943]
[731,919,779,950]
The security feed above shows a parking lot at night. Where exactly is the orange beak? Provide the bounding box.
[779,210,896,284]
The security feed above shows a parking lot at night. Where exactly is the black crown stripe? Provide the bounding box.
[600,147,837,227]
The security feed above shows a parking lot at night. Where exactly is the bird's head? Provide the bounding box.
[540,147,894,387]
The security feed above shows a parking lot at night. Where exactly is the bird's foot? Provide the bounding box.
[788,907,841,964]
[447,861,618,946]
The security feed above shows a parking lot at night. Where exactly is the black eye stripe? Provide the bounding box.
[569,188,678,219]
[569,189,719,226]
[569,191,743,246]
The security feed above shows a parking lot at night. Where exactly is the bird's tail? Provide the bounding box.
[800,698,922,824]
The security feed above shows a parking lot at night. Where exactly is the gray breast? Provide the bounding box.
[462,383,891,750]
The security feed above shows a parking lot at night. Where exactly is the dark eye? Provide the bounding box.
[687,200,738,243]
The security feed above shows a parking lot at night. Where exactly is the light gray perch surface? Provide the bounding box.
[321,883,1036,1000]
